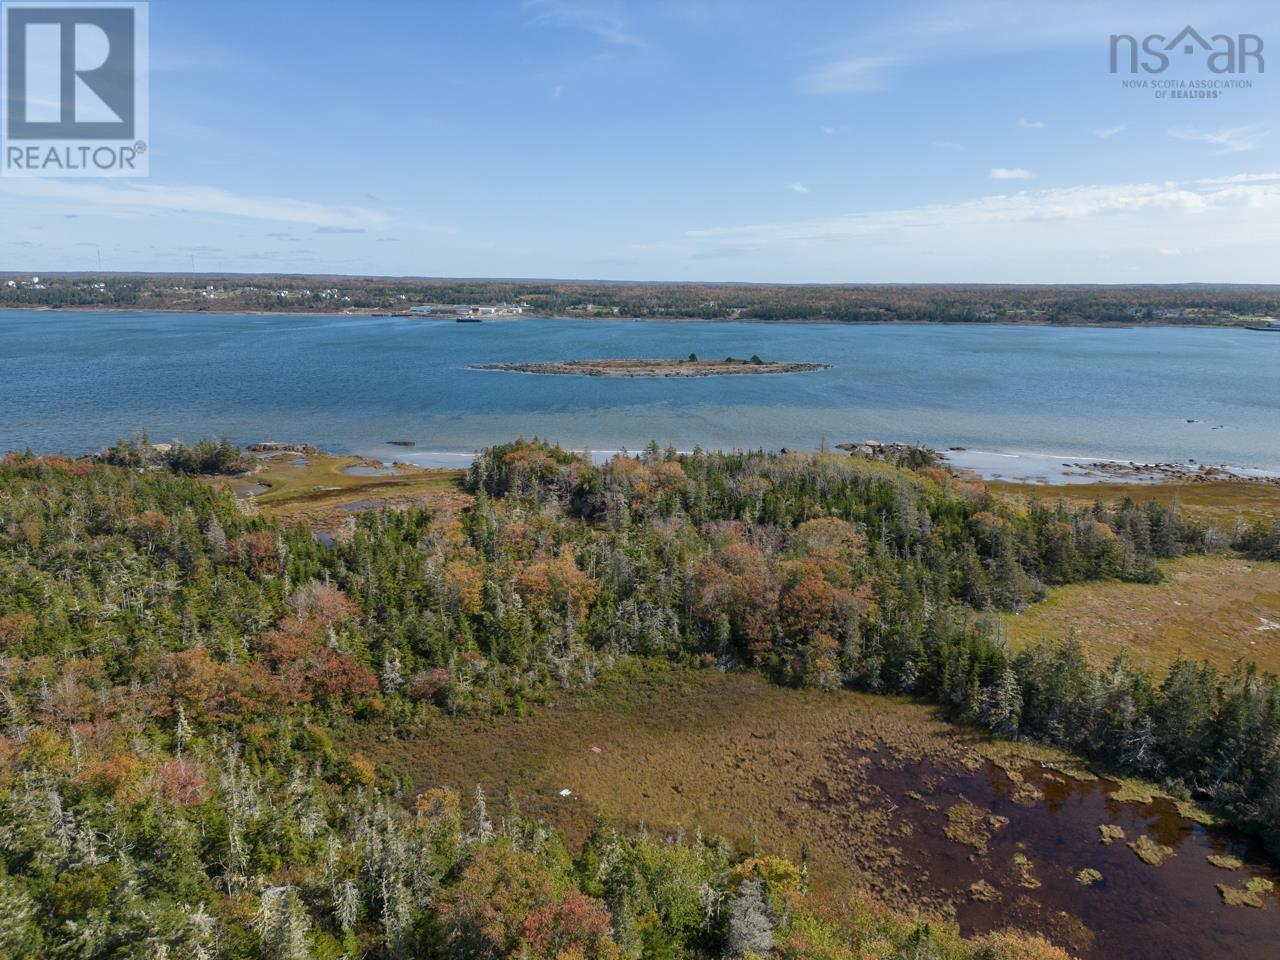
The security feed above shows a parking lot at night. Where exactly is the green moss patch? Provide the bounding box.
[969,879,1002,902]
[1217,877,1275,908]
[1129,835,1175,866]
[1098,824,1125,845]
[945,801,998,855]
[1013,853,1041,889]
[1208,854,1245,871]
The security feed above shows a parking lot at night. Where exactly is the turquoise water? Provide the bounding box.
[1,311,1277,473]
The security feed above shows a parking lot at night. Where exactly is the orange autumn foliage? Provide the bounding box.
[254,616,378,709]
[445,558,486,616]
[152,757,208,807]
[150,647,221,717]
[228,530,283,575]
[286,580,358,623]
[76,753,144,801]
[694,540,775,661]
[0,611,36,650]
[515,549,598,620]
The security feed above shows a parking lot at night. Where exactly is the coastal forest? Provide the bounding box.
[2,440,1279,959]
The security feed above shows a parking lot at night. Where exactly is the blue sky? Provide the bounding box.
[4,0,1280,281]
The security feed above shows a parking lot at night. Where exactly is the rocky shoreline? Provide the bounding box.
[246,441,322,456]
[838,440,1280,486]
[1060,459,1280,485]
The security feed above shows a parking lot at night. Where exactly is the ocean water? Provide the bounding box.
[1,311,1277,474]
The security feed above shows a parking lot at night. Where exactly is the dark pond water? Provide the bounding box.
[837,750,1280,959]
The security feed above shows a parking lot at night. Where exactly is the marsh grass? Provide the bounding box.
[1075,868,1103,886]
[344,662,1102,918]
[215,453,467,528]
[969,879,1001,902]
[1175,798,1220,826]
[332,662,1280,958]
[1217,877,1276,908]
[1129,835,1176,867]
[1098,825,1126,845]
[1110,779,1157,804]
[1012,853,1042,889]
[945,802,994,854]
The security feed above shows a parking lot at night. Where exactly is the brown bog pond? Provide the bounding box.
[834,752,1280,959]
[357,666,1280,960]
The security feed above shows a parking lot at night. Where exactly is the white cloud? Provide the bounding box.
[684,179,1267,245]
[524,0,644,47]
[1093,124,1126,139]
[797,0,1228,96]
[788,183,810,194]
[1194,172,1280,185]
[634,173,1280,282]
[0,179,392,230]
[820,125,836,135]
[991,167,1034,180]
[1017,118,1046,130]
[800,56,900,94]
[1168,125,1268,154]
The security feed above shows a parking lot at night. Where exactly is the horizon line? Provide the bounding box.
[4,271,1280,290]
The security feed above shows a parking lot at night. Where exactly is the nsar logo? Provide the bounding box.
[1110,25,1264,75]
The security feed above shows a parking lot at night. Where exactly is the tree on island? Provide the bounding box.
[750,354,763,365]
[688,352,698,362]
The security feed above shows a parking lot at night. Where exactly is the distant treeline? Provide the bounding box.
[4,274,1280,324]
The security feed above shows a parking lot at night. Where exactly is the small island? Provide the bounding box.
[470,355,830,377]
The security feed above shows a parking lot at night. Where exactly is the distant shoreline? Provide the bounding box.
[0,304,1265,330]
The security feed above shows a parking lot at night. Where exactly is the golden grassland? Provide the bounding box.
[990,478,1280,527]
[1003,555,1280,675]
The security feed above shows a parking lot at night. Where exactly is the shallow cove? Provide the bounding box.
[354,667,1280,960]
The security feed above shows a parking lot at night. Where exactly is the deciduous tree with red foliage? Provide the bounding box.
[520,890,619,960]
[151,756,208,807]
[254,615,377,709]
